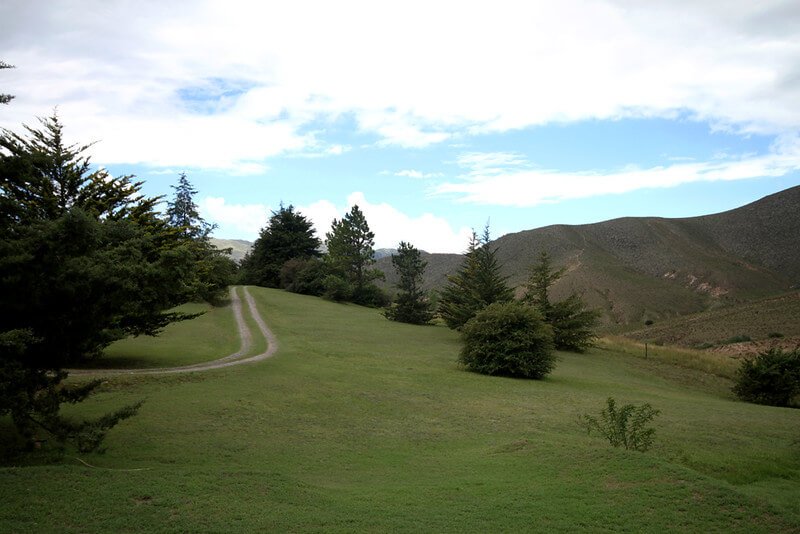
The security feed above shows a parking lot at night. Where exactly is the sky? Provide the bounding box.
[1,0,799,253]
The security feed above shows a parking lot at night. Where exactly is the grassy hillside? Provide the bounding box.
[379,186,800,326]
[623,291,800,349]
[2,288,798,532]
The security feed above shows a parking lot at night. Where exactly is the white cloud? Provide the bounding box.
[200,197,269,239]
[297,199,341,242]
[394,169,444,179]
[4,1,799,170]
[199,193,471,253]
[437,140,800,206]
[341,192,471,253]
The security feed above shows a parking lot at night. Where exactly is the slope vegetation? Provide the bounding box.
[2,288,798,532]
[379,186,800,326]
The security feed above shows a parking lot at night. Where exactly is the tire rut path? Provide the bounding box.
[68,286,278,376]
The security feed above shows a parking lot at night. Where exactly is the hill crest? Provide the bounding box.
[377,185,800,326]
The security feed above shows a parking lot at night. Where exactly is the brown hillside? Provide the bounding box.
[378,185,800,326]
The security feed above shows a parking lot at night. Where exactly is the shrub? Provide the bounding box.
[768,332,784,339]
[579,397,660,452]
[460,302,555,379]
[733,348,800,407]
[280,258,327,296]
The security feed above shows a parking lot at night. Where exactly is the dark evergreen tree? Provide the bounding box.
[166,172,213,239]
[522,251,600,352]
[0,114,205,452]
[324,205,385,305]
[0,61,13,105]
[165,172,234,303]
[385,241,433,324]
[438,226,513,330]
[239,204,321,288]
[460,302,555,378]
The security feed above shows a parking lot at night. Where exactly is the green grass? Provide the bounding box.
[92,298,241,369]
[2,286,799,532]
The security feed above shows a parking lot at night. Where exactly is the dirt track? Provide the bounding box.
[68,286,278,376]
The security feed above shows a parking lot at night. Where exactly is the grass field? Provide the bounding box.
[1,286,799,532]
[94,299,241,369]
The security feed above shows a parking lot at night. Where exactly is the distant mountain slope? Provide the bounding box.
[377,185,800,326]
[622,291,800,348]
[211,238,253,263]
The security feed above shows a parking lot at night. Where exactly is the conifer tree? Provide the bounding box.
[385,241,433,324]
[0,114,208,451]
[324,205,384,304]
[0,60,13,105]
[438,225,513,330]
[239,204,321,287]
[166,172,214,238]
[165,172,234,303]
[522,251,600,352]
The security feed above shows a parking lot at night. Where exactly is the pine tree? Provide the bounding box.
[522,251,600,352]
[1,112,156,224]
[239,204,321,288]
[164,172,234,303]
[522,251,564,315]
[324,205,384,304]
[0,114,207,451]
[0,61,13,105]
[438,226,513,330]
[385,241,433,324]
[166,172,213,238]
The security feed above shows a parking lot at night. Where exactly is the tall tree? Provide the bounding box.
[0,61,13,105]
[240,204,321,288]
[522,251,564,314]
[385,241,433,324]
[165,172,234,303]
[522,251,600,352]
[166,172,213,238]
[438,226,513,330]
[0,114,202,451]
[1,112,155,224]
[324,205,384,304]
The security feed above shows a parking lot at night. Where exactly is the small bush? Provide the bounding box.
[460,302,555,379]
[768,332,784,339]
[693,341,715,350]
[733,348,800,407]
[280,258,327,296]
[579,397,660,452]
[644,319,654,326]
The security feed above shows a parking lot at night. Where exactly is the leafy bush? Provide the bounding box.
[733,348,800,407]
[460,302,555,379]
[280,258,327,296]
[768,332,785,339]
[579,397,660,452]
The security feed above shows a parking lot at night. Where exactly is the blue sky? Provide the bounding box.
[2,1,799,252]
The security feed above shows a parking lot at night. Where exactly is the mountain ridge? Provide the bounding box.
[377,185,800,326]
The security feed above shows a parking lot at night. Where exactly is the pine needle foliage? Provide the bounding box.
[523,251,600,352]
[438,226,513,330]
[385,241,433,325]
[460,302,555,378]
